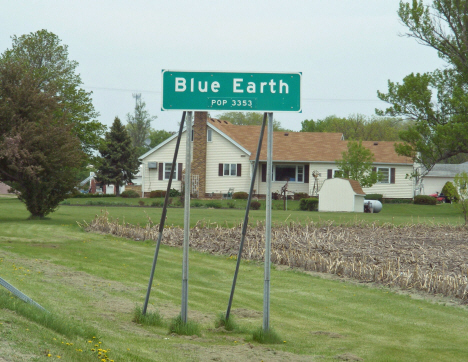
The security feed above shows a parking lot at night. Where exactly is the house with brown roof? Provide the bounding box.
[138,113,415,199]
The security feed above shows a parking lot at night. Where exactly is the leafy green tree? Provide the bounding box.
[0,29,105,154]
[126,95,157,156]
[216,112,288,131]
[96,117,139,196]
[335,140,380,188]
[301,114,408,141]
[453,172,468,225]
[0,61,84,218]
[377,1,468,170]
[148,129,173,149]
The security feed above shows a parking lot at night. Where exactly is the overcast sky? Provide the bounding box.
[1,0,445,132]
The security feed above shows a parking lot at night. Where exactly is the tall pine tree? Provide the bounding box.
[96,117,139,196]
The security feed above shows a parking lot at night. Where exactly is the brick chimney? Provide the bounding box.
[192,112,208,197]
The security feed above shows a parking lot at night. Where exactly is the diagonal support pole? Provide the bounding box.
[142,111,186,315]
[225,113,267,321]
[263,112,274,331]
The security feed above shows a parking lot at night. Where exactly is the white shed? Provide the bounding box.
[318,178,366,212]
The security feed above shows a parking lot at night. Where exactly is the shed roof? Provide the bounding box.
[208,118,412,164]
[318,178,366,196]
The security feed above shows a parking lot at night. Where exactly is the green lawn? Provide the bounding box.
[62,195,467,227]
[1,197,468,361]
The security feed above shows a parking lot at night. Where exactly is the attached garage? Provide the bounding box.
[318,178,366,212]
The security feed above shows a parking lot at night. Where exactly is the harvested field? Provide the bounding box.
[82,212,468,302]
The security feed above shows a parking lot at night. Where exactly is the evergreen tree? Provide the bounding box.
[96,117,139,196]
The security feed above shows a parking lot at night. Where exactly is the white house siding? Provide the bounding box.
[205,130,251,194]
[310,163,414,199]
[141,133,190,194]
[363,164,414,198]
[422,177,451,196]
[254,162,413,199]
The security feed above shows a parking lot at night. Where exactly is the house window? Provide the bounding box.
[297,166,304,182]
[378,167,390,183]
[207,129,212,142]
[274,165,305,182]
[164,163,177,180]
[224,163,237,176]
[191,130,193,142]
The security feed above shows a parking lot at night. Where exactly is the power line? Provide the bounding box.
[83,85,385,103]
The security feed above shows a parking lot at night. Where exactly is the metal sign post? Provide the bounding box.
[160,69,301,330]
[263,112,274,331]
[142,111,186,315]
[181,111,193,323]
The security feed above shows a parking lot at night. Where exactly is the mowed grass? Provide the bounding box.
[0,197,468,361]
[45,195,468,227]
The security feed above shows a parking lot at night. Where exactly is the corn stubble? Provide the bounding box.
[81,212,468,302]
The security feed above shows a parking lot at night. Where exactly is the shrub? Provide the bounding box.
[151,200,163,207]
[272,192,280,200]
[299,197,319,211]
[365,194,383,202]
[250,200,261,210]
[227,201,236,208]
[120,190,140,198]
[206,201,222,209]
[382,198,413,204]
[169,188,181,197]
[441,181,459,203]
[69,193,116,198]
[150,190,166,198]
[293,192,309,200]
[191,201,203,208]
[414,195,437,205]
[138,200,145,206]
[232,191,248,199]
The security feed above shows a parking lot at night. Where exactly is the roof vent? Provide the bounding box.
[224,121,228,124]
[284,133,289,136]
[373,142,379,146]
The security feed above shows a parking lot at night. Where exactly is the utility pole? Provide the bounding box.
[132,93,141,109]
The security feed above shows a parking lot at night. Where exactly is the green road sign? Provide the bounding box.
[161,70,301,112]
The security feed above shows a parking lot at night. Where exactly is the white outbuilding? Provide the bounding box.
[318,178,366,212]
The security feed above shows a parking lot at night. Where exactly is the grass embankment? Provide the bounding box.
[0,198,468,361]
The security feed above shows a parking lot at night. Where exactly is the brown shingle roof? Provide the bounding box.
[347,179,366,195]
[208,118,412,164]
